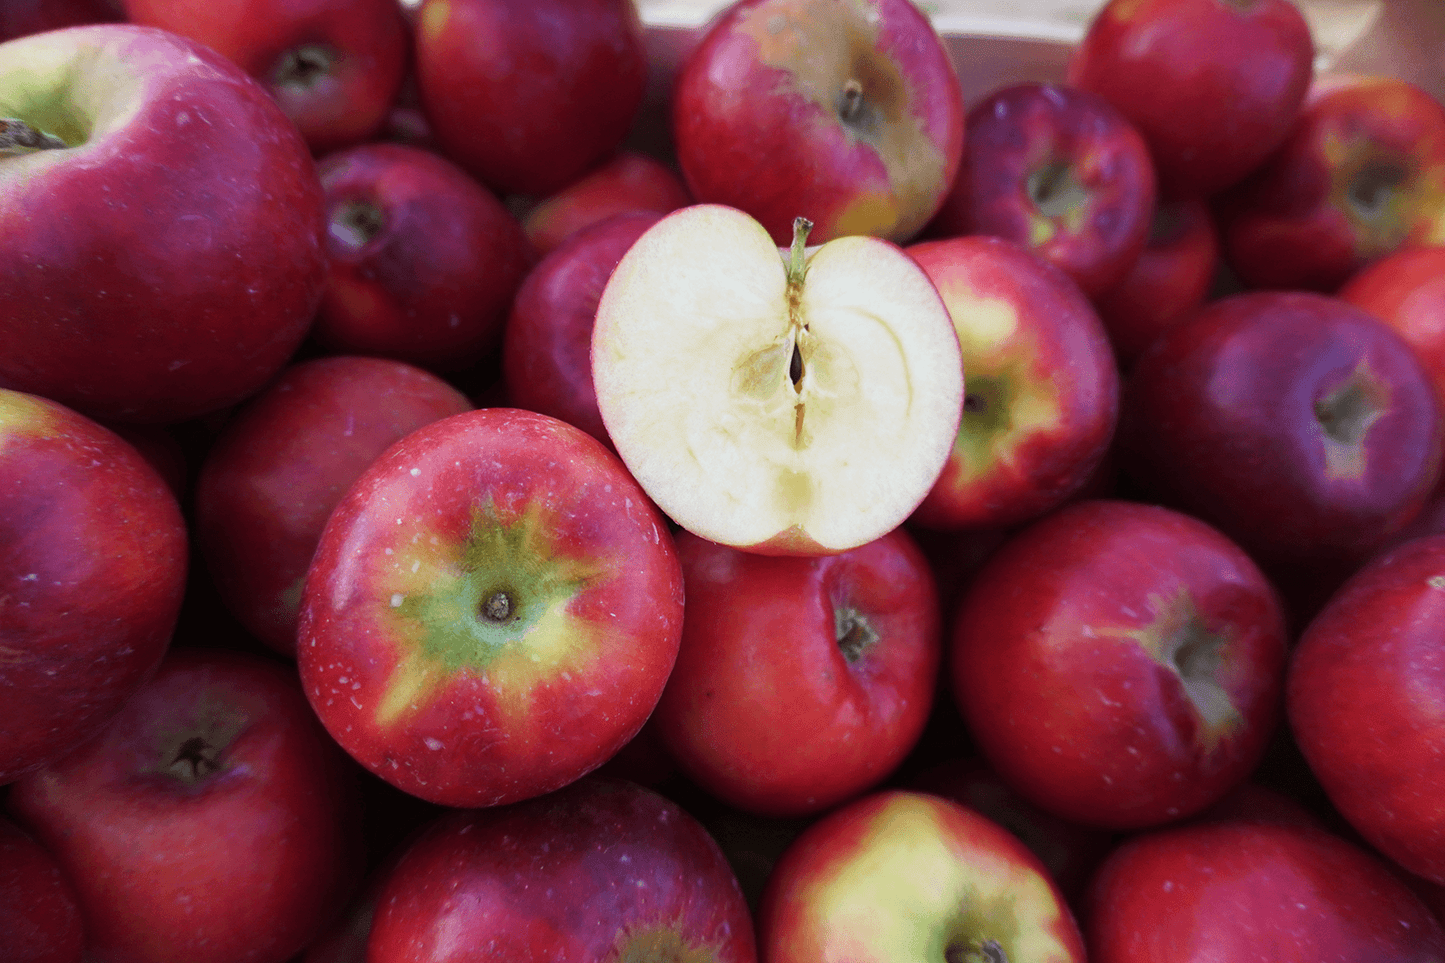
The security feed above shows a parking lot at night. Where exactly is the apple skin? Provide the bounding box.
[652,526,941,818]
[296,407,684,809]
[950,499,1290,830]
[756,789,1086,963]
[1338,244,1445,403]
[0,23,328,424]
[671,0,965,246]
[1286,534,1445,884]
[905,235,1120,531]
[194,356,473,656]
[1218,74,1445,292]
[1119,290,1445,574]
[413,0,648,197]
[0,389,188,786]
[521,150,692,257]
[503,210,663,449]
[313,141,533,373]
[0,812,84,963]
[1082,819,1445,962]
[1066,0,1314,200]
[6,647,366,963]
[366,777,757,963]
[0,0,120,41]
[121,0,410,153]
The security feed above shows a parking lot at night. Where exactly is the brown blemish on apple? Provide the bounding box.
[735,0,949,239]
[1315,358,1389,481]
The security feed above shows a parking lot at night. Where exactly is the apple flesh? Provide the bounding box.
[591,203,964,555]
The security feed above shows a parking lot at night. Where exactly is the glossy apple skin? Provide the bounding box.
[1218,75,1445,292]
[503,211,662,449]
[367,777,757,963]
[1083,820,1445,962]
[653,527,940,817]
[1287,534,1445,884]
[1093,198,1219,368]
[757,789,1085,963]
[1338,244,1445,403]
[413,0,647,197]
[0,813,84,963]
[1067,0,1313,200]
[314,141,532,373]
[951,499,1289,829]
[672,0,964,246]
[0,0,119,41]
[297,407,684,808]
[0,389,188,785]
[194,356,472,656]
[121,0,409,153]
[522,151,692,257]
[0,24,327,424]
[928,81,1155,299]
[1120,291,1444,572]
[7,647,366,963]
[905,235,1120,530]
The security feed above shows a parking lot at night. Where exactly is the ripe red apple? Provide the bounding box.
[1067,0,1314,200]
[366,777,757,962]
[950,499,1290,829]
[521,150,692,257]
[671,0,965,245]
[503,210,663,449]
[0,23,327,424]
[0,389,188,786]
[652,526,940,817]
[194,356,473,656]
[121,0,410,153]
[904,234,1120,531]
[927,81,1156,299]
[0,812,84,963]
[1083,819,1445,962]
[1287,533,1445,884]
[314,141,532,373]
[413,0,648,197]
[1120,290,1444,574]
[1338,244,1445,403]
[757,789,1086,963]
[7,647,365,963]
[296,407,684,808]
[0,0,119,41]
[1218,74,1445,292]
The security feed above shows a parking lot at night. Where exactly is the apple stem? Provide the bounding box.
[839,79,865,123]
[787,217,813,287]
[0,118,67,154]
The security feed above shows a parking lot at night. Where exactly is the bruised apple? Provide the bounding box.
[591,204,964,555]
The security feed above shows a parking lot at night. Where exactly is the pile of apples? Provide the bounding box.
[6,0,1445,960]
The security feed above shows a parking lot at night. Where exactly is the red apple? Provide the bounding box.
[904,234,1120,531]
[1338,244,1445,403]
[0,812,84,963]
[1287,533,1445,884]
[413,0,648,197]
[756,789,1086,963]
[652,526,941,817]
[521,150,692,257]
[0,0,119,41]
[1218,74,1445,292]
[194,356,473,656]
[366,777,757,962]
[314,141,532,373]
[502,210,663,449]
[671,0,965,245]
[950,499,1290,829]
[0,389,188,785]
[927,81,1156,299]
[1066,0,1314,200]
[1083,819,1445,962]
[0,24,327,424]
[296,407,684,808]
[1120,290,1444,574]
[121,0,410,153]
[6,647,365,963]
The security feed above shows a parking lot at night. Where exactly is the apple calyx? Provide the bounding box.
[1335,151,1412,255]
[946,939,1008,963]
[329,199,387,251]
[609,922,722,963]
[0,118,67,155]
[1028,160,1088,230]
[166,736,224,782]
[1315,359,1389,480]
[834,606,879,663]
[272,44,338,92]
[1131,589,1241,751]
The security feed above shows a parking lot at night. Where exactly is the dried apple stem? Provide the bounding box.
[0,118,67,155]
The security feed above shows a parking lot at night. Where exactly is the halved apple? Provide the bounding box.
[591,203,964,555]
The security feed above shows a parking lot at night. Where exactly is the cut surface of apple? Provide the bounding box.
[592,203,963,554]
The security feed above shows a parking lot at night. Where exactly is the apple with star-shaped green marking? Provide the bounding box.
[295,407,684,808]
